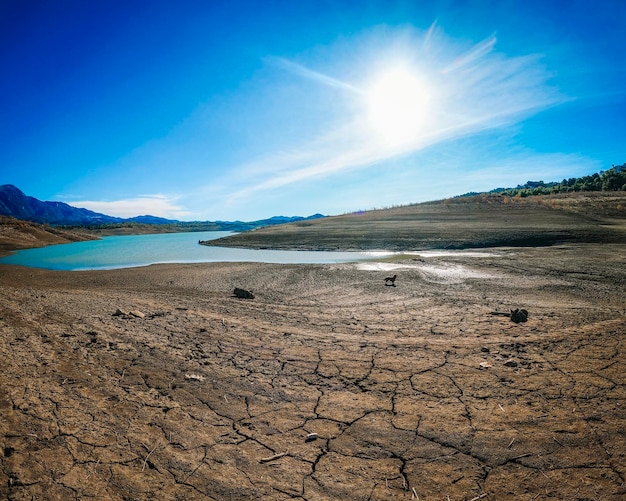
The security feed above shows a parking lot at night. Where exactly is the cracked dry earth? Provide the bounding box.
[0,244,625,500]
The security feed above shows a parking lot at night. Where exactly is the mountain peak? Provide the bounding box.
[0,185,326,229]
[0,184,123,225]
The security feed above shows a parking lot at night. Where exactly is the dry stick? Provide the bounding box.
[182,448,210,484]
[469,493,488,501]
[183,461,204,482]
[507,438,516,449]
[5,433,39,439]
[259,451,288,463]
[142,443,160,472]
[429,450,459,462]
[411,487,419,500]
[86,459,100,479]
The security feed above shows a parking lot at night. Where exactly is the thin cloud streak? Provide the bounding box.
[266,56,364,94]
[441,35,497,73]
[422,20,438,51]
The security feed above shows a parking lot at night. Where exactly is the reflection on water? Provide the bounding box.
[357,261,498,283]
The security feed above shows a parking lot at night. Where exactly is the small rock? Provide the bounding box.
[510,308,528,323]
[130,310,145,318]
[233,288,254,299]
[113,308,128,316]
[480,347,490,353]
[479,361,492,369]
[305,433,318,442]
[504,359,518,368]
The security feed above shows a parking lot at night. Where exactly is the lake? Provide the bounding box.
[0,231,388,271]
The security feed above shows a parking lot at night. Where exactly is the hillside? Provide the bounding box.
[0,216,96,256]
[81,214,325,236]
[207,192,626,251]
[2,189,625,255]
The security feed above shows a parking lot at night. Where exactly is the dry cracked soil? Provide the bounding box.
[1,244,625,500]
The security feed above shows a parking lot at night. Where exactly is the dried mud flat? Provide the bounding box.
[1,244,625,500]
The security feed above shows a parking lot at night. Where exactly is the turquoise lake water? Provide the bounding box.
[0,231,385,271]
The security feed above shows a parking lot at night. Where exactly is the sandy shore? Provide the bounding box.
[1,243,625,499]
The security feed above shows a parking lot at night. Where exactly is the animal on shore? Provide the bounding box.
[233,287,254,299]
[384,274,397,286]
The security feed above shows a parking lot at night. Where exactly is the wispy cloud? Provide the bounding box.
[441,34,497,74]
[215,28,566,209]
[265,56,363,94]
[70,194,191,219]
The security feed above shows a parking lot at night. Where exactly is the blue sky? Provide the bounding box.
[1,0,624,221]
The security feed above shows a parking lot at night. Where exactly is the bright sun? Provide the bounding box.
[366,67,431,146]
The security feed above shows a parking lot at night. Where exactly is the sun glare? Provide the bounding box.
[366,67,431,146]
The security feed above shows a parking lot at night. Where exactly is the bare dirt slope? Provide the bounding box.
[207,193,626,250]
[0,216,95,256]
[1,243,624,500]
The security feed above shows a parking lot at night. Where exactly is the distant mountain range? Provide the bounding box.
[0,185,324,230]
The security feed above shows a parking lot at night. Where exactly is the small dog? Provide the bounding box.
[384,274,397,286]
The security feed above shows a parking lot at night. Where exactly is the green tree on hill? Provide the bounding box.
[472,163,626,197]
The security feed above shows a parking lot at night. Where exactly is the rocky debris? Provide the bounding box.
[112,308,146,319]
[489,308,529,323]
[510,308,529,323]
[305,432,318,442]
[233,287,254,299]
